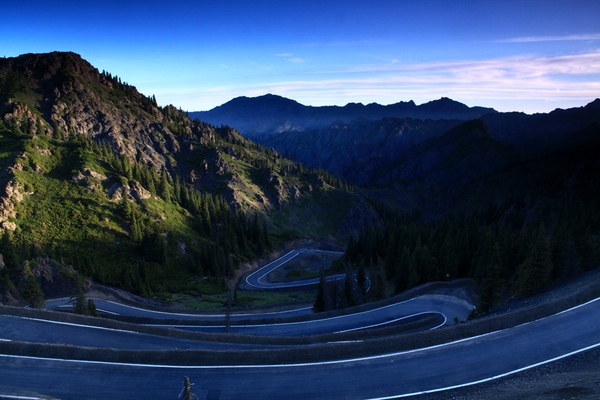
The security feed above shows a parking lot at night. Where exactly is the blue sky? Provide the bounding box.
[3,0,600,113]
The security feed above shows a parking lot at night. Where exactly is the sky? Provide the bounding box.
[2,0,600,113]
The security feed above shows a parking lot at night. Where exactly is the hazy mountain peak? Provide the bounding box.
[190,94,498,137]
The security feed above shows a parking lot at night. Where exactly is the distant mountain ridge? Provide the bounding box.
[192,95,600,189]
[189,94,497,137]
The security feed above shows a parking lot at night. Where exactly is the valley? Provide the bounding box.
[0,51,599,399]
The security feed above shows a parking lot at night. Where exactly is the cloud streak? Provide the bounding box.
[497,33,600,43]
[161,51,600,113]
[276,53,305,64]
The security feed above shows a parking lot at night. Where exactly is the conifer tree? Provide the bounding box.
[21,261,45,309]
[0,230,18,269]
[516,225,553,296]
[394,247,411,293]
[313,267,327,313]
[72,290,87,315]
[478,243,503,313]
[357,263,367,296]
[344,266,356,307]
[87,299,99,317]
[158,169,172,202]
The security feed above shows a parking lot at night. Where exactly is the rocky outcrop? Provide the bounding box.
[0,180,23,232]
[29,257,86,299]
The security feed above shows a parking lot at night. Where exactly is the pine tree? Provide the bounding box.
[87,299,99,317]
[368,266,386,301]
[21,261,45,309]
[158,169,171,202]
[313,266,329,312]
[394,247,411,293]
[562,236,580,279]
[477,243,503,313]
[357,263,367,296]
[73,291,87,315]
[344,266,356,307]
[0,230,18,269]
[516,225,553,296]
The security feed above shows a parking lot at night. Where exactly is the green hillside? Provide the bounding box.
[0,52,367,305]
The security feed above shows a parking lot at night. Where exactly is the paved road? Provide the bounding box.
[244,249,345,289]
[0,315,285,351]
[152,295,469,336]
[45,298,315,321]
[46,294,471,336]
[44,249,343,320]
[1,298,599,399]
[16,294,471,346]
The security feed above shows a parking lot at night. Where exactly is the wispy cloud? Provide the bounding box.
[276,53,305,64]
[162,51,600,113]
[496,33,600,43]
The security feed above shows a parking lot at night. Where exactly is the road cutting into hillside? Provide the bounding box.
[1,298,599,400]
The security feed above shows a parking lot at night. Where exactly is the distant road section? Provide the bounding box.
[244,249,345,290]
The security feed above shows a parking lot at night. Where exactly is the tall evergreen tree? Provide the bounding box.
[344,266,356,307]
[21,261,45,309]
[516,225,553,296]
[478,243,503,313]
[313,267,327,313]
[357,263,367,296]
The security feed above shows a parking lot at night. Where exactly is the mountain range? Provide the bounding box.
[189,94,497,138]
[191,94,600,207]
[0,51,598,307]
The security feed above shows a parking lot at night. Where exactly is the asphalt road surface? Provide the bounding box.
[46,294,471,336]
[0,315,285,351]
[244,249,345,289]
[45,297,315,321]
[152,295,470,336]
[1,297,598,399]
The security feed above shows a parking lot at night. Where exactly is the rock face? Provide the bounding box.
[0,51,375,241]
[0,52,178,170]
[0,53,286,215]
[30,257,86,299]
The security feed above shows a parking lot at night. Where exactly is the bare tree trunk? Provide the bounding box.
[225,289,232,333]
[182,376,193,400]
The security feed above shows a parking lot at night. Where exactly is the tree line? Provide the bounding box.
[331,196,600,314]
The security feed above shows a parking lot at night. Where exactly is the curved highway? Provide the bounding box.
[151,295,470,336]
[0,314,286,351]
[1,297,599,399]
[45,298,315,321]
[244,249,345,289]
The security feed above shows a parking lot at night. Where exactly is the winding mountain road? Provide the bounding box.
[1,298,599,399]
[244,249,345,290]
[2,249,599,399]
[150,295,469,336]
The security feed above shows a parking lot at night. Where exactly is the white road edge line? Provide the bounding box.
[49,298,312,318]
[366,341,600,399]
[245,250,298,287]
[96,308,119,315]
[147,298,418,329]
[13,316,139,335]
[334,312,445,333]
[3,296,599,371]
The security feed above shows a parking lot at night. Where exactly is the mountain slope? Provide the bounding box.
[0,52,373,304]
[256,117,462,186]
